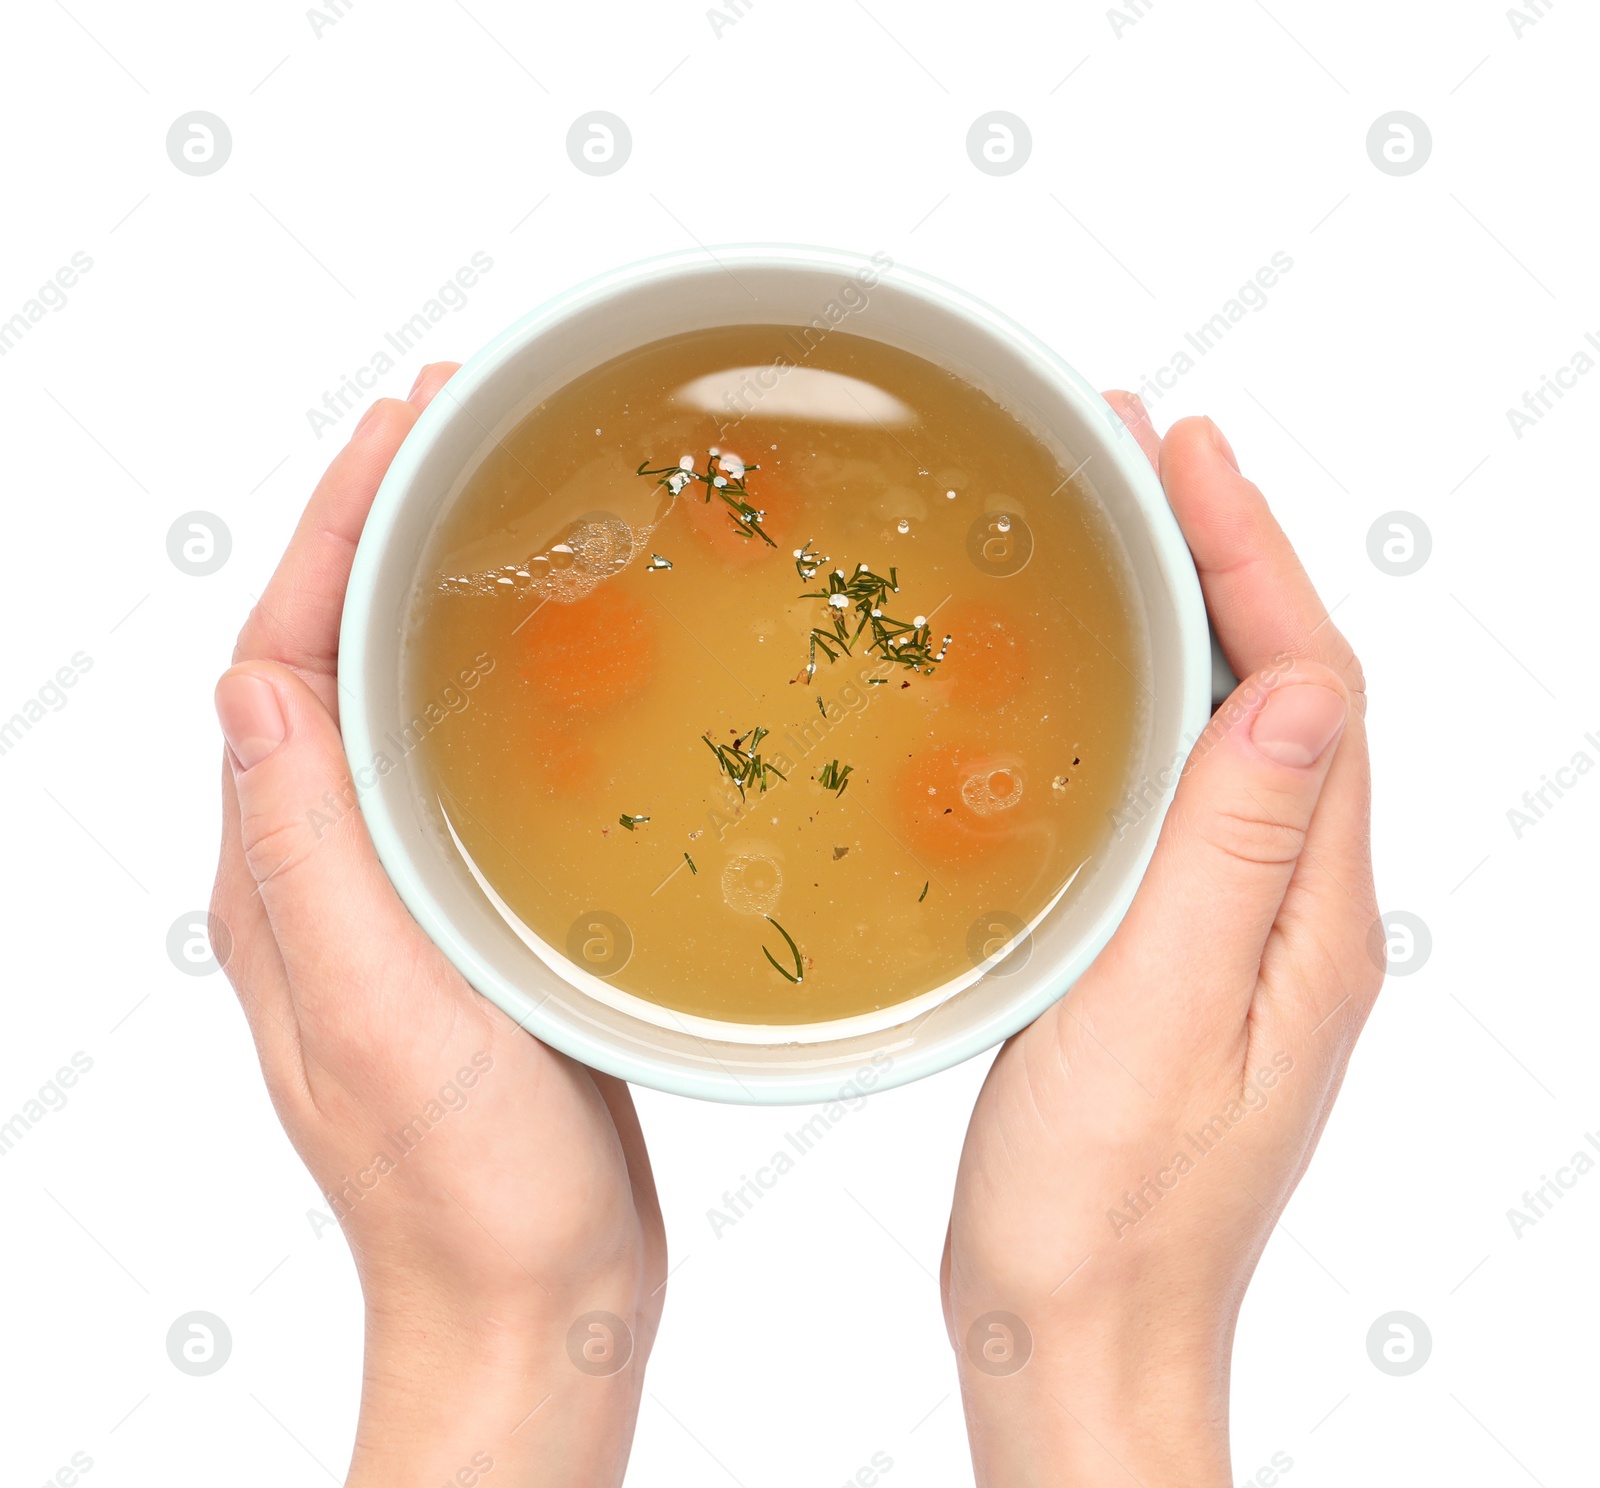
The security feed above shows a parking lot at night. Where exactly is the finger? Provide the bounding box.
[233,397,421,711]
[1272,695,1377,949]
[1158,417,1360,694]
[1096,659,1351,1022]
[1161,415,1376,965]
[212,756,307,1092]
[239,359,459,701]
[1261,738,1379,1046]
[406,359,461,412]
[213,659,463,1030]
[1103,389,1161,471]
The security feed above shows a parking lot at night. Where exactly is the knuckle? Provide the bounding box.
[232,607,266,665]
[232,604,296,669]
[1317,637,1368,719]
[1343,647,1367,698]
[233,602,317,672]
[238,805,316,888]
[1335,644,1367,715]
[1201,805,1308,869]
[1345,659,1369,721]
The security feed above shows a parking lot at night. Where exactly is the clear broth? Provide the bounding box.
[405,326,1143,1026]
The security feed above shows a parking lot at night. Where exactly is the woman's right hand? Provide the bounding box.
[943,400,1381,1486]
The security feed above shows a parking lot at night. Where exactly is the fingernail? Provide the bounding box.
[1129,393,1150,421]
[352,402,384,438]
[1251,684,1347,768]
[407,365,433,407]
[216,671,286,771]
[1206,418,1240,473]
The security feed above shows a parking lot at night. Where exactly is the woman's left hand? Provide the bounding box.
[212,364,666,1488]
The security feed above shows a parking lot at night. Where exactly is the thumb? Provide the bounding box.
[1108,658,1351,1009]
[214,661,431,1001]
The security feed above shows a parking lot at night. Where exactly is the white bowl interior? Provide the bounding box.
[342,249,1208,1104]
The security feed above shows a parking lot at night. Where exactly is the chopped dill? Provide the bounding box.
[702,726,787,800]
[684,852,697,875]
[817,759,853,796]
[619,813,649,831]
[799,560,951,679]
[816,694,827,718]
[804,621,852,680]
[637,451,777,548]
[762,915,804,984]
[646,553,673,572]
[793,538,828,581]
[918,880,929,902]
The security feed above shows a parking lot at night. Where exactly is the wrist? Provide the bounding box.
[346,1287,650,1488]
[954,1307,1232,1488]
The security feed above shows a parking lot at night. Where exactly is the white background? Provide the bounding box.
[2,1,1595,1484]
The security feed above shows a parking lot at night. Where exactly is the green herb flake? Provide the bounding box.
[638,451,777,548]
[799,559,952,679]
[684,852,698,875]
[619,813,650,832]
[794,538,828,581]
[817,759,853,796]
[703,726,787,800]
[919,880,929,902]
[762,915,804,984]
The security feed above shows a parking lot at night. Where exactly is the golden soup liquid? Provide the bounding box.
[405,325,1144,1030]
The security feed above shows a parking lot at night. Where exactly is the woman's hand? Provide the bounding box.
[211,365,666,1488]
[942,398,1380,1487]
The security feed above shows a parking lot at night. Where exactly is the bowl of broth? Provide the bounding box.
[340,245,1211,1104]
